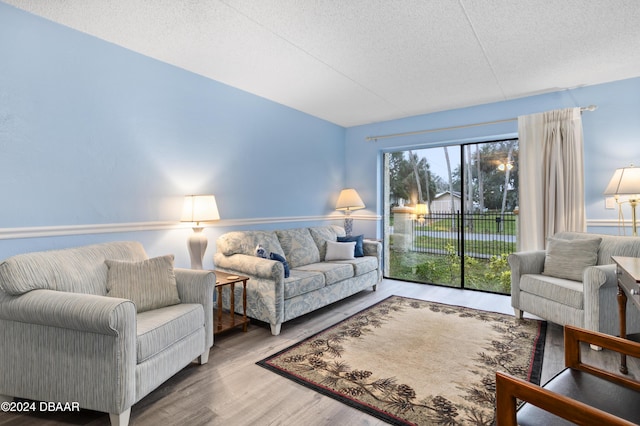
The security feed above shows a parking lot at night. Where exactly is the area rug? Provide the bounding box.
[257,295,546,425]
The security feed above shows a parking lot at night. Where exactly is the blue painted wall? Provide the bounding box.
[345,77,640,238]
[2,3,639,268]
[0,4,345,267]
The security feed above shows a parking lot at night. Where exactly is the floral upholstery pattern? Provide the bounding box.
[309,225,345,260]
[216,230,284,257]
[275,228,320,268]
[213,225,382,335]
[283,270,325,299]
[295,262,354,285]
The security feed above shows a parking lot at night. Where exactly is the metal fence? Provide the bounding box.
[410,211,516,259]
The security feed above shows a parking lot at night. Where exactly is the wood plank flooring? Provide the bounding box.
[0,279,636,425]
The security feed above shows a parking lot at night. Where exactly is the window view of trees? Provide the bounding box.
[384,139,519,294]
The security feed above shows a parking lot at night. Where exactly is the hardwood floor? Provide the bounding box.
[0,279,636,425]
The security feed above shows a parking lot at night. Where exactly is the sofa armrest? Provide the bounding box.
[583,264,618,333]
[213,253,285,281]
[508,250,546,310]
[363,240,383,282]
[583,264,617,290]
[363,239,382,257]
[0,289,136,414]
[508,250,546,276]
[0,288,135,335]
[175,268,215,349]
[213,253,285,330]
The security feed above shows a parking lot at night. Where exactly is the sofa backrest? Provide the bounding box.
[553,232,640,265]
[0,241,148,296]
[309,225,346,260]
[215,226,347,267]
[216,230,285,257]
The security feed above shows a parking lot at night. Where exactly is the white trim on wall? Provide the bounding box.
[0,216,623,240]
[0,214,382,240]
[586,219,635,228]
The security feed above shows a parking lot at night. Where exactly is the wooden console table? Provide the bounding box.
[212,270,250,335]
[612,255,640,374]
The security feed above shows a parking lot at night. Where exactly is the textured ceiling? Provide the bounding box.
[5,0,640,127]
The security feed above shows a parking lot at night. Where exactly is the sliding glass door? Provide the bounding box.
[383,139,518,294]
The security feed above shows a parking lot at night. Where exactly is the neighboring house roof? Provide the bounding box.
[434,191,461,200]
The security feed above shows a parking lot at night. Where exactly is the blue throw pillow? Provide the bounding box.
[270,252,290,278]
[337,235,364,257]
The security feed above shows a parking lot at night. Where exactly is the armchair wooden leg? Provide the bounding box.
[513,308,523,319]
[109,408,131,426]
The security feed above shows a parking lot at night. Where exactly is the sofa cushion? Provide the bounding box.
[325,240,356,261]
[542,237,601,281]
[330,256,379,276]
[106,255,181,313]
[0,241,148,296]
[337,234,365,257]
[217,230,284,257]
[136,303,204,363]
[276,228,320,268]
[309,226,346,260]
[295,262,354,285]
[283,269,325,299]
[520,274,584,310]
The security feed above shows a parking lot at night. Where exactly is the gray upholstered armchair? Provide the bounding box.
[0,242,215,426]
[509,232,640,337]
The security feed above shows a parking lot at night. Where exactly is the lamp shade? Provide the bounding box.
[181,195,220,224]
[604,166,640,196]
[336,188,365,211]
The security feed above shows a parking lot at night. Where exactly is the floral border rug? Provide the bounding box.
[257,295,546,425]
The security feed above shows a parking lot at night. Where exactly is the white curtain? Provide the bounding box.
[517,108,585,251]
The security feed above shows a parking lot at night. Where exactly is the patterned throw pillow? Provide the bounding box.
[105,254,180,313]
[276,228,320,268]
[542,237,601,281]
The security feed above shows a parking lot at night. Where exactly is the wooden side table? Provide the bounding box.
[612,256,640,374]
[212,270,250,335]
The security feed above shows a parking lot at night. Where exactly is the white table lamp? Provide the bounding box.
[336,188,365,236]
[181,195,220,269]
[604,165,640,236]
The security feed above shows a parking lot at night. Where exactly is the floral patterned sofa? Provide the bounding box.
[213,225,382,335]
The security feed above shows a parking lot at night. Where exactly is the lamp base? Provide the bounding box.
[631,199,638,237]
[187,228,208,270]
[344,217,354,236]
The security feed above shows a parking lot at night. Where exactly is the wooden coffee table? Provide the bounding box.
[212,270,250,335]
[612,256,640,374]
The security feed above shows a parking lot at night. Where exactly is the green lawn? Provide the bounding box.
[388,212,516,294]
[389,249,511,294]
